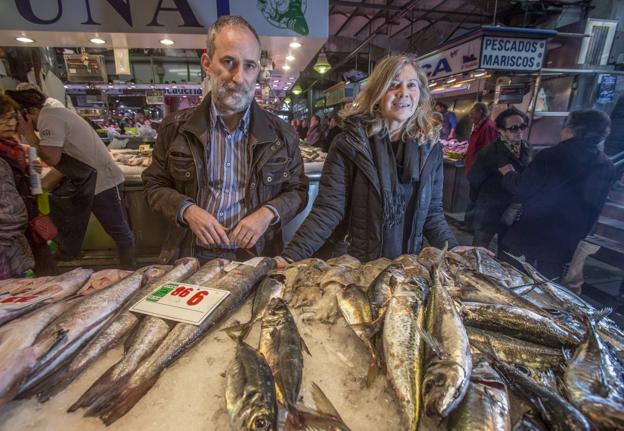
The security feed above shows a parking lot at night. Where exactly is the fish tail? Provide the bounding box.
[86,374,159,425]
[34,364,78,402]
[68,365,119,412]
[221,319,255,340]
[285,383,351,430]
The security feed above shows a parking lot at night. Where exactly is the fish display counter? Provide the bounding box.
[1,248,623,430]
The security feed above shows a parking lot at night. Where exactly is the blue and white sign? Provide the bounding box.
[480,36,546,72]
[416,38,482,80]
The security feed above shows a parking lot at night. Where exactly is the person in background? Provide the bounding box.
[434,101,457,140]
[299,117,308,140]
[15,82,64,108]
[464,102,498,174]
[305,114,323,148]
[467,107,532,251]
[0,94,36,278]
[278,54,477,264]
[142,15,308,263]
[8,88,136,269]
[138,119,157,139]
[323,115,340,153]
[498,109,616,279]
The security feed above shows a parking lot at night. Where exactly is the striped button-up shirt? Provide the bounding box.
[204,100,251,248]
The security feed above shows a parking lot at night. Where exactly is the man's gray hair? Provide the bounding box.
[472,102,489,117]
[206,15,261,59]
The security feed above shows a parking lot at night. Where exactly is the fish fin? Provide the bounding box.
[309,382,343,420]
[300,333,312,357]
[413,321,444,358]
[221,319,255,340]
[365,360,381,387]
[34,363,76,403]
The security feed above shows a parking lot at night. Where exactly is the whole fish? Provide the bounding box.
[447,360,511,431]
[493,361,591,431]
[0,268,93,326]
[70,258,228,411]
[459,302,580,347]
[17,267,147,395]
[422,265,472,418]
[467,327,563,370]
[454,248,513,287]
[563,316,624,430]
[0,301,71,407]
[367,264,412,321]
[326,254,361,269]
[259,298,306,408]
[30,260,196,401]
[226,340,278,431]
[383,277,428,430]
[86,258,274,425]
[337,284,378,371]
[0,276,53,296]
[359,257,392,289]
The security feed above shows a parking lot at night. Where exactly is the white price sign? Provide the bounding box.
[130,281,230,326]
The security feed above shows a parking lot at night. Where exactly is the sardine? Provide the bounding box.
[226,340,278,431]
[563,316,624,430]
[422,264,472,418]
[447,360,511,431]
[86,258,274,425]
[459,302,580,347]
[337,285,378,371]
[382,277,428,430]
[467,327,563,370]
[18,267,148,395]
[493,361,591,431]
[259,298,306,408]
[0,268,93,326]
[30,260,197,401]
[454,248,513,287]
[0,301,71,406]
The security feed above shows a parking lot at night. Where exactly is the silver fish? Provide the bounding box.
[226,340,278,431]
[422,265,472,418]
[86,258,274,425]
[447,360,511,431]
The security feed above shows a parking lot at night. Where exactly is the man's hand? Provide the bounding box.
[451,245,495,257]
[498,164,515,176]
[230,207,275,249]
[183,205,230,247]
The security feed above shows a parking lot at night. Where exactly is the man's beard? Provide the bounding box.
[213,82,253,114]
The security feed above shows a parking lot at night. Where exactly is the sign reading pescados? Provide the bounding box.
[480,36,546,71]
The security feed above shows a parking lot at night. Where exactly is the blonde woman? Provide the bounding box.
[280,55,463,263]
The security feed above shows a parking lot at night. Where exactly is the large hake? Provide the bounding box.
[87,258,274,425]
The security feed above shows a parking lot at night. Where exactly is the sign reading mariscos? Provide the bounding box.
[480,36,546,71]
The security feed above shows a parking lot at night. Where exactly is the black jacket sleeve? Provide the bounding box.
[500,150,550,200]
[423,148,459,249]
[282,145,351,261]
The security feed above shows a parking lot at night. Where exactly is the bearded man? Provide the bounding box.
[143,15,308,263]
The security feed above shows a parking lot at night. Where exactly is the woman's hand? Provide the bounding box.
[498,164,515,176]
[31,159,43,174]
[451,245,495,257]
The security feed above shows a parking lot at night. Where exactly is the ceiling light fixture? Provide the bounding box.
[313,51,331,75]
[292,84,302,95]
[446,77,457,84]
[160,38,175,46]
[286,54,295,62]
[90,38,106,44]
[473,69,487,78]
[16,36,34,43]
[283,64,291,71]
[289,41,301,49]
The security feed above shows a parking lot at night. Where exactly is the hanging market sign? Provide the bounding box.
[146,90,164,104]
[480,36,546,71]
[416,38,482,80]
[2,0,327,37]
[164,87,202,96]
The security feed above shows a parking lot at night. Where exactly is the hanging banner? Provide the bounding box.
[480,36,546,72]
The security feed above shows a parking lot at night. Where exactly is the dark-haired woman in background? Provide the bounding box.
[467,107,532,251]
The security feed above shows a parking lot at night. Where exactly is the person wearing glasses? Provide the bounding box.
[498,109,615,279]
[467,107,532,250]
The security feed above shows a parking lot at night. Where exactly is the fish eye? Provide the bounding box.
[254,417,269,429]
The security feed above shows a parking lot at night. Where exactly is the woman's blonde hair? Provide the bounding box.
[339,54,440,142]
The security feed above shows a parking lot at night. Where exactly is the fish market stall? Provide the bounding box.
[1,249,623,430]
